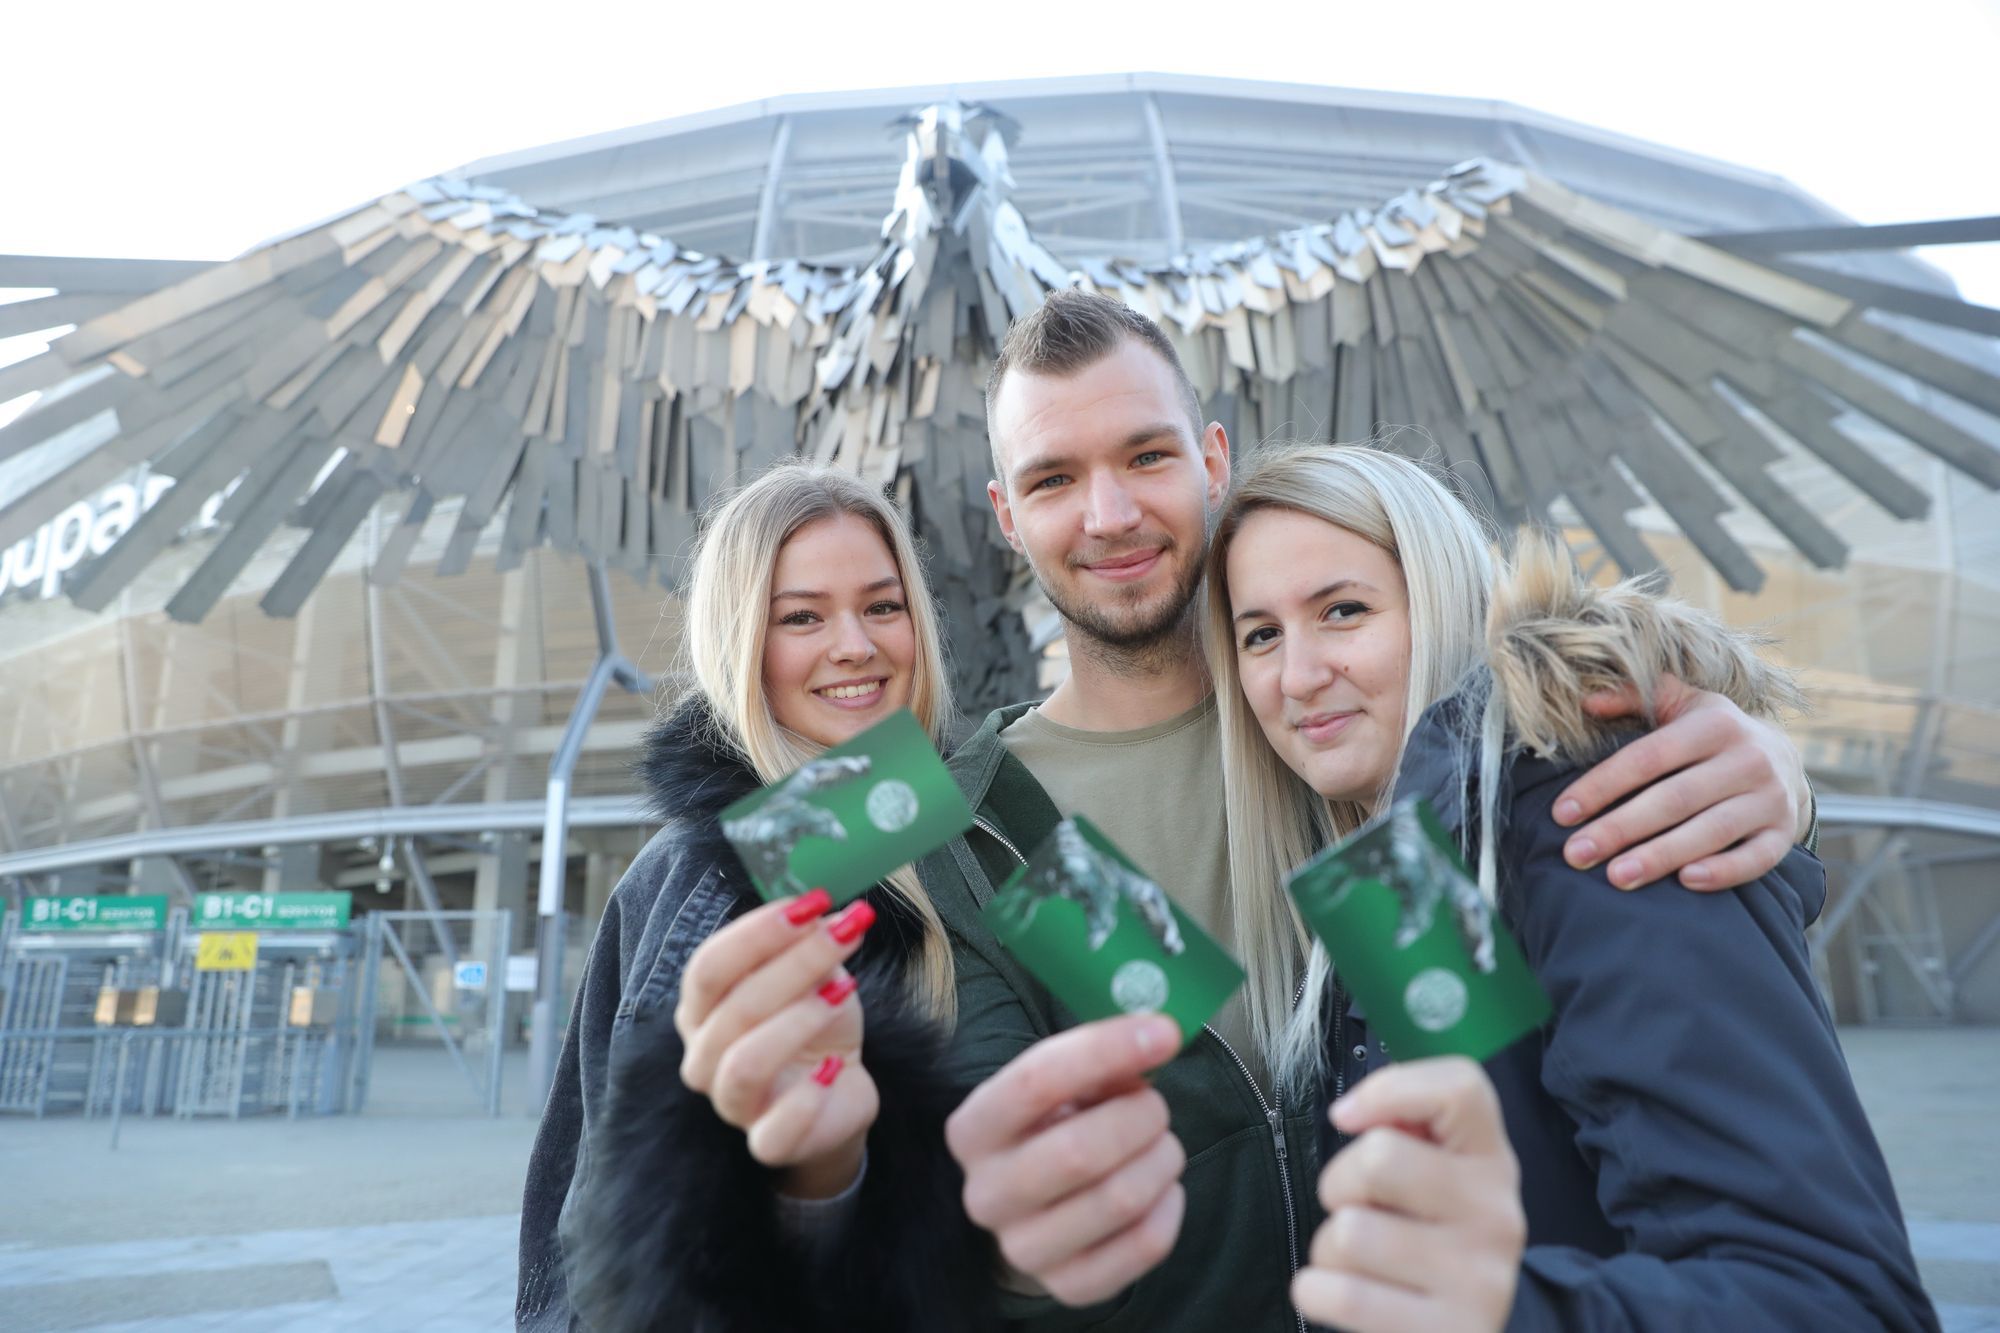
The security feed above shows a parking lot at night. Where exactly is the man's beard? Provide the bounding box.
[1034,540,1207,671]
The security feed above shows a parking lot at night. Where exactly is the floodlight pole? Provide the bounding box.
[527,563,651,1110]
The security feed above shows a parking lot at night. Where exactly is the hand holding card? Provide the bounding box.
[982,816,1245,1045]
[1297,1055,1526,1331]
[1287,797,1549,1063]
[674,888,880,1198]
[719,709,973,905]
[945,1013,1187,1307]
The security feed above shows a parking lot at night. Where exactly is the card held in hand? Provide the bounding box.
[719,709,973,905]
[1287,796,1551,1062]
[983,816,1245,1045]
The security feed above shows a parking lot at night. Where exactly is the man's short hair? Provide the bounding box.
[983,288,1205,483]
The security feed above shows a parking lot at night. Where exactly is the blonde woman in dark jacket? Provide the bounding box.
[516,462,992,1332]
[1205,443,1936,1332]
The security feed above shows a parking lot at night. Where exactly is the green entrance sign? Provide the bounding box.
[194,891,352,932]
[22,894,170,932]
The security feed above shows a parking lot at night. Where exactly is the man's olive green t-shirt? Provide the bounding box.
[999,695,1268,1092]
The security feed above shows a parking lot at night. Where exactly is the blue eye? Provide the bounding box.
[1032,474,1070,492]
[1134,450,1166,466]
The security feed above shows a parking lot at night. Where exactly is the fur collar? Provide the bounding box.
[635,692,762,836]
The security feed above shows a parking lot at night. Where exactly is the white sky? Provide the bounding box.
[1,0,1996,308]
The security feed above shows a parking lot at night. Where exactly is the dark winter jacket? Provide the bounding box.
[916,702,1322,1333]
[515,698,996,1332]
[1316,686,1938,1331]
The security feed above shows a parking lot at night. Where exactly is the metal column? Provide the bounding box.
[526,563,650,1109]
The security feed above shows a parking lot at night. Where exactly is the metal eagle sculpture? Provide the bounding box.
[3,102,1998,715]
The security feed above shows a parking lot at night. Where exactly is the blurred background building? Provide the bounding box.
[2,72,1995,1034]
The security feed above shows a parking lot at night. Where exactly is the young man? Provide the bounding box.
[921,290,1815,1330]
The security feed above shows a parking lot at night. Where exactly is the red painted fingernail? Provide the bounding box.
[818,975,859,1007]
[784,888,832,925]
[811,1055,843,1087]
[827,900,875,945]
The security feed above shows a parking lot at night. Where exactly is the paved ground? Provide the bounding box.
[0,1030,1994,1330]
[0,1046,539,1330]
[1842,1027,2000,1331]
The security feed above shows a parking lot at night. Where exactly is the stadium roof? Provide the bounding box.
[448,73,1869,272]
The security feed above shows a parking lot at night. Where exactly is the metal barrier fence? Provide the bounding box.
[0,1027,332,1148]
[351,910,512,1118]
[174,951,357,1119]
[1,920,358,1122]
[0,939,179,1115]
[0,906,515,1126]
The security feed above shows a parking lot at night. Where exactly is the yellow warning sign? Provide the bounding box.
[196,931,259,972]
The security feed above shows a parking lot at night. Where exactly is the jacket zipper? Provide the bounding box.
[1331,974,1348,1105]
[974,813,1309,1333]
[971,815,1027,868]
[1206,1015,1307,1333]
[1213,972,1319,1333]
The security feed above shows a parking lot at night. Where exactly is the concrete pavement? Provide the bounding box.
[0,1031,1993,1330]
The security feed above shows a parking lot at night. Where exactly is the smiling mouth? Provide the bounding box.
[814,679,887,706]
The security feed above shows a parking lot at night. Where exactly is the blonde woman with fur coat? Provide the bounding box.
[1204,444,1936,1333]
[516,462,993,1332]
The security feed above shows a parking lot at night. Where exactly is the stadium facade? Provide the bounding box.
[2,73,1996,1028]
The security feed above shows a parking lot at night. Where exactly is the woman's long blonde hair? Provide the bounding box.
[681,460,958,1022]
[1204,443,1801,1097]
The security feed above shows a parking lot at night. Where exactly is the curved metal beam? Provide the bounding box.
[0,795,652,878]
[1699,215,2000,254]
[1817,795,2000,841]
[1141,94,1185,257]
[3,793,1990,880]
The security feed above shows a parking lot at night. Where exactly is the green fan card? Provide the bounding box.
[1287,796,1550,1062]
[719,709,973,905]
[983,816,1246,1045]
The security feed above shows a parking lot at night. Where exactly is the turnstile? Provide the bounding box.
[173,927,360,1118]
[0,907,182,1117]
[1,892,365,1119]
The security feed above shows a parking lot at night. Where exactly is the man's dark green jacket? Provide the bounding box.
[921,703,1317,1333]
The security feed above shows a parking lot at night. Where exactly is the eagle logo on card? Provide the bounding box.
[983,816,1245,1045]
[1025,821,1187,957]
[1387,837,1498,974]
[718,710,974,906]
[722,756,873,899]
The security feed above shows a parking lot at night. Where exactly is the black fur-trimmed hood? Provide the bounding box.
[635,693,764,852]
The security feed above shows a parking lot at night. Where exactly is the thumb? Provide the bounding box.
[1645,671,1699,723]
[1329,1057,1508,1157]
[1586,671,1699,722]
[1581,681,1643,720]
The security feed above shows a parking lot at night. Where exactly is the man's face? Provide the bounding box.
[986,339,1229,653]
